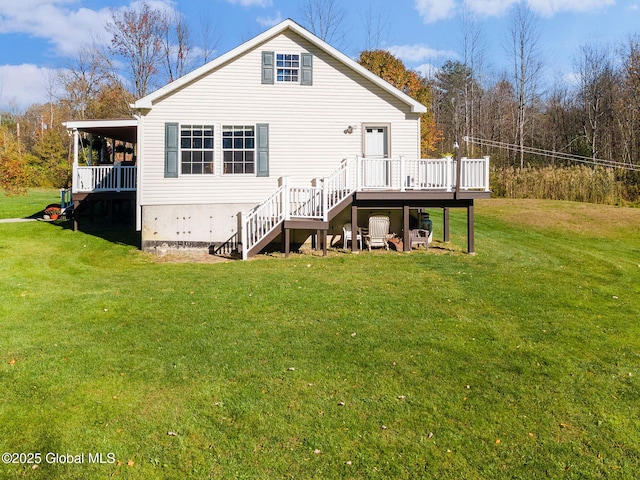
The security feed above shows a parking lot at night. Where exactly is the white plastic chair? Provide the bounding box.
[363,215,390,251]
[342,223,362,249]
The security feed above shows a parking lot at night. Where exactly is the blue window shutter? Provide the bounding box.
[256,123,269,177]
[165,122,179,178]
[300,53,313,85]
[262,51,274,84]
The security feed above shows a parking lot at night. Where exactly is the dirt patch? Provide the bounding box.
[151,252,233,264]
[147,243,456,264]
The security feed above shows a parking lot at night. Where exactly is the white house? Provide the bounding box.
[64,19,490,259]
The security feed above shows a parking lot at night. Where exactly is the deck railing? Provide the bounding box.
[288,186,323,219]
[73,165,137,193]
[238,156,490,258]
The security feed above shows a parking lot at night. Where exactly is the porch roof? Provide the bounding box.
[63,119,138,144]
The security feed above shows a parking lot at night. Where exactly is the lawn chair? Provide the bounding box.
[409,228,432,250]
[363,215,390,251]
[342,223,362,249]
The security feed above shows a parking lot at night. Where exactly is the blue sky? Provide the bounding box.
[0,0,638,111]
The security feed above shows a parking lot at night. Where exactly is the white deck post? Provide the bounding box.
[484,156,491,191]
[280,176,290,221]
[72,128,79,194]
[400,156,406,192]
[88,135,93,166]
[445,156,453,192]
[322,177,329,221]
[461,157,467,190]
[239,211,248,260]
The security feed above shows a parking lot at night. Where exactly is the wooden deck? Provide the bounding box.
[239,156,491,259]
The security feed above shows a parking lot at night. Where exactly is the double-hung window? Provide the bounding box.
[180,125,214,174]
[223,125,255,174]
[276,54,299,83]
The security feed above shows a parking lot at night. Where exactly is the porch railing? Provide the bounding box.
[73,165,137,193]
[60,188,73,212]
[238,156,490,259]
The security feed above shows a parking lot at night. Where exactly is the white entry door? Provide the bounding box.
[365,127,388,158]
[364,126,389,187]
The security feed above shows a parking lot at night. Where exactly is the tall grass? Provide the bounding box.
[491,165,638,205]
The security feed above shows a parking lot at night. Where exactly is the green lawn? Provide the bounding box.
[1,196,639,479]
[0,189,61,219]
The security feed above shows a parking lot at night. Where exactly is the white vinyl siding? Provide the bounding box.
[139,30,420,207]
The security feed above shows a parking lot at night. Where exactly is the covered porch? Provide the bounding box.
[62,119,138,231]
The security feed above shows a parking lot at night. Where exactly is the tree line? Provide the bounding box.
[1,1,639,203]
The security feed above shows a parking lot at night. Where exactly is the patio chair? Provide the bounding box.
[409,228,432,250]
[363,215,390,251]
[342,223,362,249]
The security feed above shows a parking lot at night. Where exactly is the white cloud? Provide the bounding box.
[0,1,113,56]
[0,64,62,109]
[414,0,457,23]
[526,0,615,16]
[0,1,182,58]
[257,12,283,28]
[224,0,272,7]
[414,63,440,79]
[463,0,518,17]
[389,44,457,63]
[459,0,615,18]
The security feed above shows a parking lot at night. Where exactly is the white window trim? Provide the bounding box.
[275,53,300,84]
[179,124,215,175]
[221,124,257,175]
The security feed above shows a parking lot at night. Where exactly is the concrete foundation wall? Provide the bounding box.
[141,203,252,253]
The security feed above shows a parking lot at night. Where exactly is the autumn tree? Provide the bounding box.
[106,1,168,98]
[59,46,132,120]
[0,124,29,195]
[359,50,441,156]
[31,129,70,188]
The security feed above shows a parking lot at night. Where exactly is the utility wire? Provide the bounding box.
[463,136,640,172]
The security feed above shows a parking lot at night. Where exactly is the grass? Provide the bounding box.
[0,189,61,219]
[1,195,639,478]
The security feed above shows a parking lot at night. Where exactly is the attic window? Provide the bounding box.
[276,54,299,82]
[262,51,312,85]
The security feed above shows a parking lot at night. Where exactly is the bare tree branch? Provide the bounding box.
[298,0,349,51]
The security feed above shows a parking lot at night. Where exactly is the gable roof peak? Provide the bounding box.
[132,18,426,114]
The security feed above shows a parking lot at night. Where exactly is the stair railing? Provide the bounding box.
[323,157,358,215]
[239,184,286,260]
